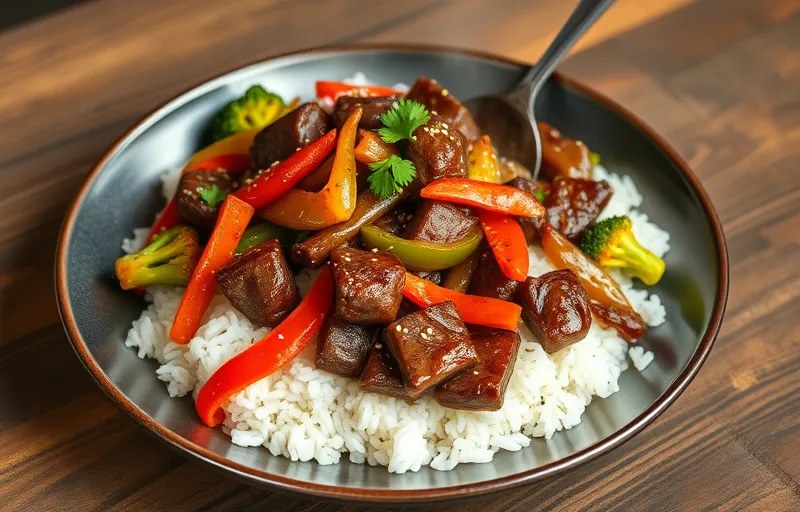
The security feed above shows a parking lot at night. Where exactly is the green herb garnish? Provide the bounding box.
[533,188,548,203]
[377,99,430,144]
[367,155,417,198]
[589,152,601,168]
[197,185,227,207]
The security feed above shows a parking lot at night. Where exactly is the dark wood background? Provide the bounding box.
[1,0,799,510]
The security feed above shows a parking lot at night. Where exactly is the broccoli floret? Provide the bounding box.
[580,216,665,285]
[115,226,201,290]
[209,85,286,142]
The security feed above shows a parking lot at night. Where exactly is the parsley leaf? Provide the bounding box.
[377,99,430,144]
[367,155,417,198]
[197,185,228,207]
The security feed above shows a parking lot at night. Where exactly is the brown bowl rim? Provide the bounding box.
[55,43,729,503]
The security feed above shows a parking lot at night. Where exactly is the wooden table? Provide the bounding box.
[1,0,798,510]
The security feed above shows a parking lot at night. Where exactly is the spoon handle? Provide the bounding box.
[522,0,615,98]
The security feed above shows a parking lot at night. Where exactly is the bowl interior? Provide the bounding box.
[59,47,724,498]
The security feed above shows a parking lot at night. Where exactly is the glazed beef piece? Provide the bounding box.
[406,77,480,141]
[359,343,413,399]
[467,251,520,301]
[216,240,300,327]
[175,170,233,231]
[518,269,591,353]
[251,103,331,169]
[403,200,477,243]
[372,204,416,236]
[383,301,479,395]
[407,116,469,187]
[331,247,405,325]
[545,177,613,241]
[333,95,398,130]
[506,177,545,243]
[537,121,593,180]
[590,301,647,342]
[434,329,521,411]
[315,316,378,378]
[413,270,442,285]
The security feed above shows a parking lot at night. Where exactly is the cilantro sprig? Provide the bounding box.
[367,155,417,199]
[197,185,228,207]
[377,99,430,144]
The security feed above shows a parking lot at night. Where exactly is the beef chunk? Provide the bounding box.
[506,177,546,243]
[413,270,442,286]
[384,301,478,395]
[359,343,413,399]
[406,77,480,141]
[372,204,416,236]
[537,121,593,180]
[315,316,378,378]
[333,95,398,130]
[251,103,331,169]
[403,200,477,243]
[435,329,520,411]
[518,269,591,353]
[590,300,647,342]
[407,116,469,187]
[175,170,233,231]
[331,247,405,325]
[467,251,520,301]
[545,177,613,241]
[216,240,300,327]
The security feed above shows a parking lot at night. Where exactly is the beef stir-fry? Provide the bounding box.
[115,77,667,424]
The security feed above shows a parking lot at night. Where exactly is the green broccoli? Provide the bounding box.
[580,216,665,285]
[209,85,287,142]
[115,226,201,290]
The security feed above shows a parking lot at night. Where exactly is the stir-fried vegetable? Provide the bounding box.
[420,178,546,218]
[360,224,482,272]
[580,215,665,285]
[234,129,338,209]
[209,85,289,142]
[170,196,255,344]
[441,250,481,293]
[115,226,200,290]
[315,81,399,102]
[195,265,334,427]
[259,109,361,230]
[468,135,502,183]
[376,98,430,144]
[476,210,529,281]
[291,189,403,268]
[235,222,297,254]
[402,273,522,331]
[354,130,398,164]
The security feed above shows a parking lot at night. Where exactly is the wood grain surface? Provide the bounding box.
[1,0,799,510]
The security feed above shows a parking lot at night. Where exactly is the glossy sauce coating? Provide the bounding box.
[175,170,233,231]
[518,269,591,353]
[467,250,520,301]
[358,343,411,399]
[315,316,378,378]
[250,102,331,169]
[407,116,469,188]
[434,329,521,411]
[383,301,478,395]
[545,177,613,241]
[404,200,477,243]
[215,239,300,327]
[333,95,398,130]
[406,76,480,141]
[331,247,405,325]
[537,121,592,180]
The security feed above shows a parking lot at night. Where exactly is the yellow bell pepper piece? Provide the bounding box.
[468,135,502,183]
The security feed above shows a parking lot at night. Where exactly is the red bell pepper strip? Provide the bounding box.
[145,154,252,245]
[420,178,546,218]
[402,273,522,331]
[315,81,400,101]
[195,265,334,427]
[170,196,255,344]
[477,210,529,281]
[233,129,338,210]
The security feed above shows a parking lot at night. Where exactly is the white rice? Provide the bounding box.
[122,161,668,473]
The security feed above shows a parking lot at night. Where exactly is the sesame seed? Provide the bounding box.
[403,328,408,334]
[371,258,378,262]
[278,333,285,340]
[396,325,402,331]
[442,90,449,97]
[442,129,449,136]
[371,248,379,253]
[344,257,351,262]
[442,122,449,129]
[426,327,433,334]
[375,343,383,349]
[473,371,479,375]
[432,110,438,115]
[421,333,428,339]
[387,246,394,251]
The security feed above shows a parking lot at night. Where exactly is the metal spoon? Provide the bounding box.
[464,0,615,180]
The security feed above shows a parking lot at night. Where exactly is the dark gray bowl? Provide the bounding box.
[56,45,728,503]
